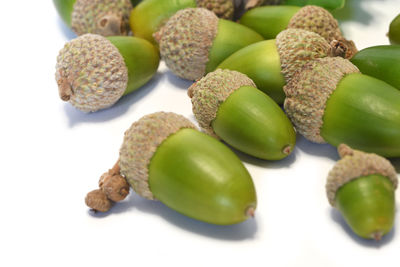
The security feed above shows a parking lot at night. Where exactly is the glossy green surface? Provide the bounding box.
[321,73,400,157]
[107,36,160,95]
[217,40,285,104]
[283,0,345,10]
[351,45,400,90]
[206,20,264,73]
[212,86,296,160]
[53,0,76,26]
[148,128,257,225]
[389,13,400,45]
[130,0,196,45]
[240,6,300,40]
[335,174,395,239]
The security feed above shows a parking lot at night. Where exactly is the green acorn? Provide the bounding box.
[53,0,133,36]
[244,0,345,11]
[389,13,400,45]
[188,69,296,160]
[284,56,400,157]
[327,144,398,240]
[239,5,357,58]
[218,28,348,104]
[55,34,159,112]
[350,45,400,90]
[154,8,263,81]
[130,0,235,45]
[85,112,257,225]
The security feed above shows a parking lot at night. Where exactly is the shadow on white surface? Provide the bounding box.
[57,17,76,40]
[294,134,339,161]
[88,192,258,240]
[165,70,194,90]
[63,73,163,127]
[389,157,400,174]
[329,208,396,247]
[333,0,383,25]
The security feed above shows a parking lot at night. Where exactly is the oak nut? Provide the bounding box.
[55,33,159,112]
[189,69,296,160]
[130,0,235,44]
[53,0,133,36]
[154,8,263,81]
[327,144,398,240]
[284,56,400,157]
[86,112,257,225]
[389,13,400,45]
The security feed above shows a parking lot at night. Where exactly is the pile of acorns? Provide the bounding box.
[54,0,400,241]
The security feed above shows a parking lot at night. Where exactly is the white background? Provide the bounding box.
[1,1,400,266]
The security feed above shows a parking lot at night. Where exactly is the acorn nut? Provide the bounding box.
[53,0,133,36]
[240,5,357,58]
[154,8,263,81]
[130,0,235,45]
[284,57,400,157]
[189,69,296,160]
[244,0,345,11]
[388,13,400,45]
[85,112,257,225]
[55,33,159,112]
[327,144,398,240]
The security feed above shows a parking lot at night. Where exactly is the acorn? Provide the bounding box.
[188,69,296,160]
[53,0,133,36]
[244,0,345,11]
[218,28,348,104]
[284,56,400,157]
[130,0,235,45]
[350,45,400,90]
[85,112,257,225]
[388,13,400,45]
[55,34,159,112]
[239,5,357,58]
[326,144,398,240]
[154,8,263,81]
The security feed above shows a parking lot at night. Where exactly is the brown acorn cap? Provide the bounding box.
[188,69,256,136]
[55,34,128,112]
[196,0,234,20]
[119,112,197,200]
[326,144,398,206]
[155,8,219,81]
[71,0,132,36]
[287,5,358,58]
[283,57,359,143]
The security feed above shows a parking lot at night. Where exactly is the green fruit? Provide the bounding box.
[189,69,296,160]
[389,13,400,45]
[284,57,400,157]
[53,0,133,36]
[55,34,159,112]
[351,45,400,90]
[130,0,235,45]
[156,8,263,81]
[327,144,398,240]
[118,112,257,225]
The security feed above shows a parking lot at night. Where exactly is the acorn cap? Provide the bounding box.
[119,112,197,200]
[196,0,234,20]
[326,144,398,206]
[276,29,331,84]
[55,34,128,112]
[71,0,132,36]
[284,57,359,143]
[188,69,256,136]
[155,8,219,81]
[287,5,358,58]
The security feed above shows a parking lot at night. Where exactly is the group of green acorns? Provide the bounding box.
[54,0,400,241]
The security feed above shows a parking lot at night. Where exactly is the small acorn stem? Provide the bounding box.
[371,231,383,241]
[246,206,255,218]
[57,70,72,101]
[329,40,348,58]
[337,144,354,158]
[97,14,124,36]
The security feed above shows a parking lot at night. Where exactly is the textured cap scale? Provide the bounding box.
[326,144,398,206]
[119,112,197,200]
[197,0,234,19]
[55,34,128,112]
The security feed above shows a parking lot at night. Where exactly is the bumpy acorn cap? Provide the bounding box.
[55,34,128,112]
[119,112,197,200]
[155,8,219,81]
[326,144,398,206]
[197,0,234,19]
[188,69,256,136]
[287,5,358,58]
[284,57,359,143]
[71,0,132,36]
